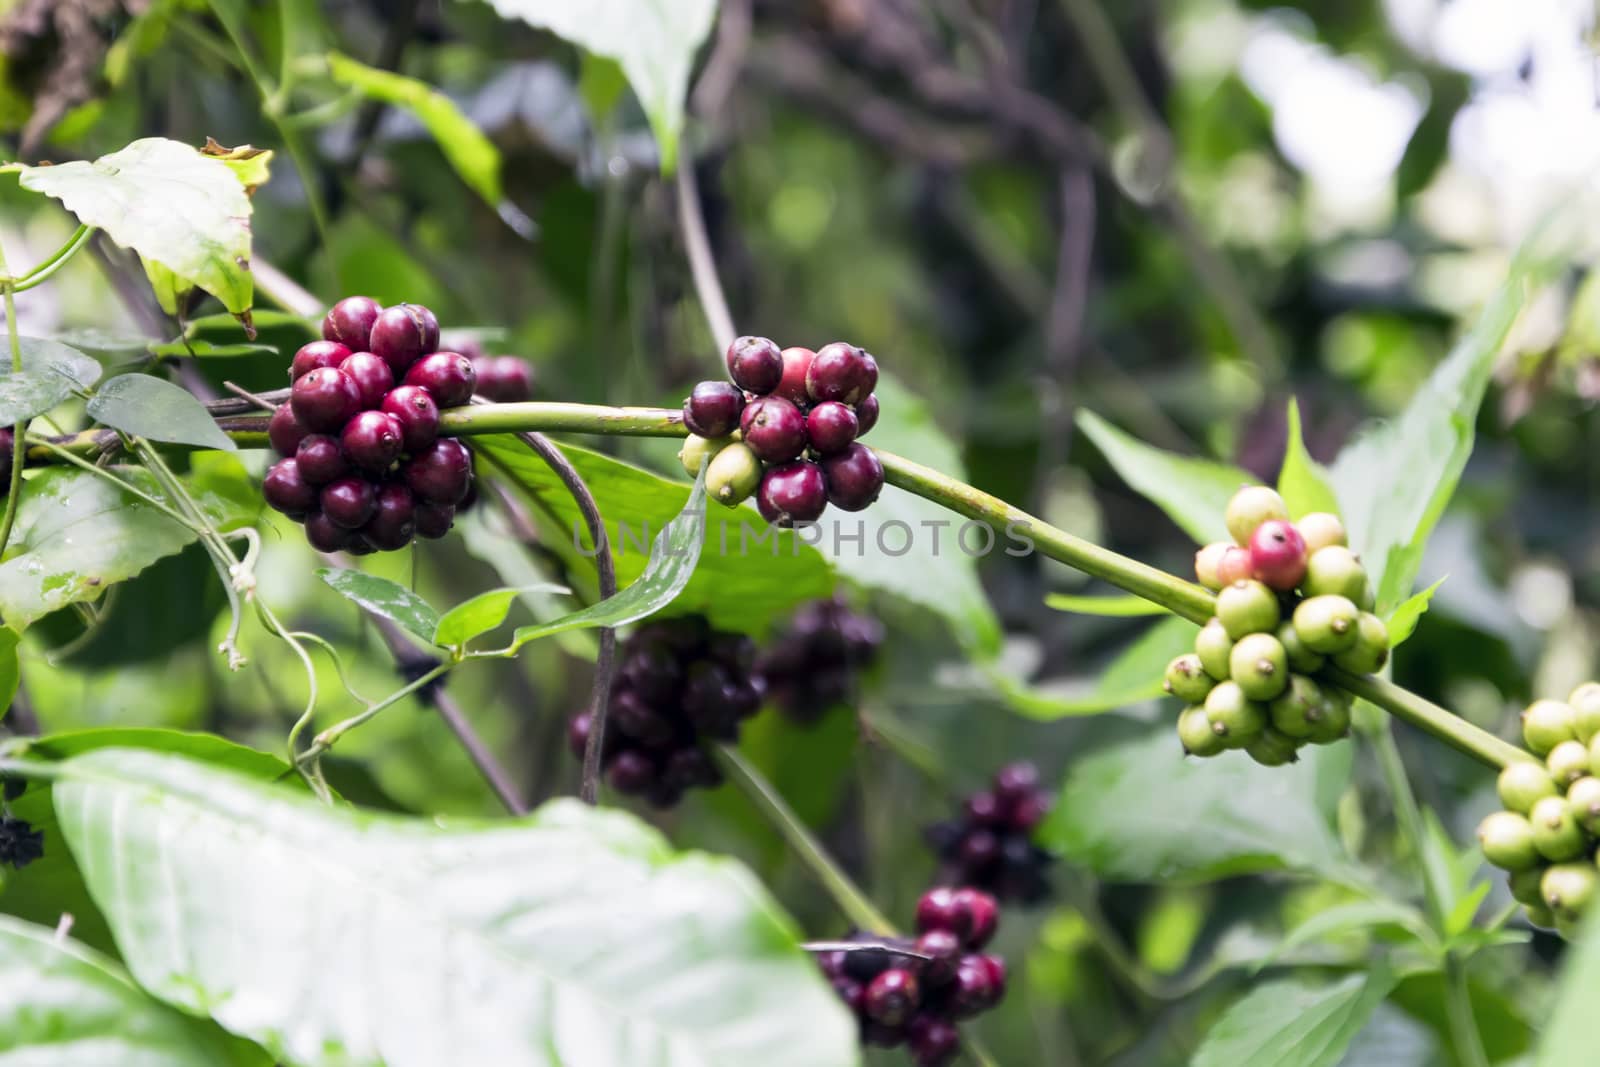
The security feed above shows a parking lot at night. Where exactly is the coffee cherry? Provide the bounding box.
[775,346,815,405]
[1194,542,1230,590]
[912,929,963,987]
[290,368,362,433]
[476,356,534,402]
[291,340,351,382]
[1164,653,1215,703]
[1292,595,1360,655]
[806,401,858,455]
[1305,688,1353,745]
[1544,863,1598,921]
[1549,741,1592,789]
[320,477,378,529]
[380,385,441,452]
[1571,682,1600,741]
[362,483,417,550]
[757,460,827,526]
[1272,621,1323,674]
[1530,795,1587,861]
[369,303,439,374]
[1498,761,1559,814]
[404,439,473,504]
[907,1015,961,1067]
[1509,867,1545,906]
[1567,775,1600,834]
[706,442,762,507]
[1302,546,1372,607]
[726,335,784,394]
[606,750,655,796]
[1330,612,1389,674]
[1204,681,1267,747]
[1248,520,1307,591]
[1229,632,1288,701]
[677,433,730,477]
[1224,485,1289,545]
[1478,811,1540,870]
[947,955,1005,1019]
[741,396,807,463]
[1246,727,1300,767]
[1524,902,1557,930]
[1297,512,1347,553]
[1523,700,1580,757]
[1178,704,1225,756]
[1216,580,1279,640]
[295,434,349,485]
[807,342,878,405]
[263,459,315,515]
[855,394,880,436]
[1268,673,1324,739]
[1194,618,1233,680]
[951,887,999,948]
[268,404,309,457]
[342,411,404,472]
[304,511,352,552]
[821,443,885,512]
[404,352,477,408]
[682,381,745,438]
[915,887,964,936]
[863,969,920,1027]
[1211,546,1251,586]
[338,352,394,410]
[322,296,382,350]
[415,501,455,540]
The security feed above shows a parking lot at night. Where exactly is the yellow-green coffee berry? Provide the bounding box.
[1525,902,1556,930]
[1296,512,1347,553]
[1217,580,1281,640]
[705,442,763,507]
[1292,595,1360,655]
[1194,542,1231,591]
[1568,776,1600,835]
[1229,632,1289,701]
[1478,811,1540,870]
[1498,760,1559,814]
[1331,612,1389,674]
[1276,620,1325,673]
[1305,688,1353,745]
[678,432,733,477]
[1164,653,1216,704]
[1549,740,1593,789]
[1269,673,1324,739]
[1571,682,1600,742]
[1177,704,1225,757]
[1204,681,1267,749]
[1523,699,1580,757]
[1530,795,1588,862]
[1509,867,1545,906]
[1194,618,1234,680]
[1301,546,1371,606]
[1224,485,1289,545]
[1543,862,1598,921]
[1246,727,1300,767]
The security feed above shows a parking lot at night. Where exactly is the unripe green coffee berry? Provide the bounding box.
[1269,673,1325,739]
[1292,595,1360,655]
[1194,619,1233,680]
[1229,633,1288,701]
[1246,727,1300,767]
[1301,546,1372,606]
[1570,681,1600,742]
[705,442,763,507]
[1523,699,1580,757]
[1497,760,1559,815]
[678,433,733,477]
[1589,734,1600,778]
[1543,862,1599,920]
[1330,612,1389,675]
[1530,795,1589,862]
[1275,620,1325,673]
[1568,776,1600,835]
[1555,912,1584,940]
[1478,810,1541,870]
[1305,689,1353,745]
[1524,902,1556,930]
[1164,654,1215,704]
[1509,867,1545,906]
[1549,740,1593,789]
[1296,512,1347,553]
[1216,580,1281,640]
[1194,542,1231,591]
[1204,681,1267,748]
[1177,704,1225,757]
[1224,485,1289,545]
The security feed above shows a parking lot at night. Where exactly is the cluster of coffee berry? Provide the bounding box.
[1477,684,1600,936]
[756,596,883,724]
[1165,486,1388,764]
[566,614,762,808]
[262,297,476,553]
[0,814,42,869]
[924,762,1054,904]
[818,887,1007,1066]
[676,335,886,526]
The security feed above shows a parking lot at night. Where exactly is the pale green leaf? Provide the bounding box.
[317,568,440,645]
[1253,901,1434,973]
[87,373,236,450]
[1077,409,1250,545]
[434,583,569,647]
[1386,577,1446,648]
[1278,398,1339,518]
[0,337,102,426]
[1193,970,1397,1067]
[0,626,19,718]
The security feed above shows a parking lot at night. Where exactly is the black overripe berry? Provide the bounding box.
[757,597,882,724]
[0,815,43,869]
[925,761,1055,904]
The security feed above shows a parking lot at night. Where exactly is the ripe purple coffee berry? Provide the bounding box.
[757,460,828,526]
[566,712,592,760]
[414,501,455,540]
[863,969,920,1028]
[606,750,655,796]
[321,296,382,350]
[369,303,439,374]
[916,887,964,936]
[290,368,361,433]
[726,335,784,394]
[908,1016,961,1067]
[740,395,807,463]
[477,356,534,402]
[263,459,315,516]
[342,411,404,472]
[947,956,1000,1019]
[820,443,884,511]
[361,483,417,551]
[611,691,675,747]
[683,381,745,438]
[404,352,477,408]
[951,888,999,949]
[380,385,440,452]
[807,342,878,405]
[320,476,378,529]
[805,401,858,455]
[0,429,12,489]
[338,352,394,410]
[404,438,473,504]
[914,929,963,987]
[775,346,815,405]
[294,434,348,485]
[304,511,352,552]
[268,404,309,457]
[290,340,351,382]
[855,393,880,436]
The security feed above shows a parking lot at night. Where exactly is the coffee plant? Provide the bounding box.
[0,3,1592,1066]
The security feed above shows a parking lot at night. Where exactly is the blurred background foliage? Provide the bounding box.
[0,0,1598,1062]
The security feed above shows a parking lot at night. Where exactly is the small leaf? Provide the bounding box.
[434,583,570,647]
[994,616,1194,719]
[1077,409,1251,545]
[0,625,19,716]
[200,137,273,193]
[1193,970,1397,1067]
[1277,398,1339,518]
[1254,900,1434,973]
[148,340,278,358]
[317,568,440,645]
[1044,592,1166,617]
[87,373,236,450]
[1386,577,1446,648]
[0,336,103,425]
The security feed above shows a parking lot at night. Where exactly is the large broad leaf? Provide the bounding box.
[18,138,256,316]
[0,915,269,1065]
[49,748,860,1067]
[0,337,103,426]
[480,0,717,173]
[1077,409,1250,546]
[318,568,441,645]
[87,373,237,451]
[1192,970,1397,1067]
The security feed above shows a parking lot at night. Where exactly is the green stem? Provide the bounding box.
[12,225,93,293]
[297,663,452,765]
[0,281,28,558]
[1444,953,1490,1067]
[441,402,686,439]
[1332,668,1530,769]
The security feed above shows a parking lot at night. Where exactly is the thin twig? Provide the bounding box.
[691,0,753,119]
[676,156,737,355]
[222,381,282,412]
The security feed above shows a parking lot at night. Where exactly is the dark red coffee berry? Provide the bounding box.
[294,434,348,485]
[475,356,535,402]
[994,761,1039,802]
[404,352,477,408]
[612,691,675,747]
[567,712,592,760]
[606,750,656,796]
[290,368,361,433]
[414,501,455,540]
[321,296,382,351]
[805,401,858,455]
[863,969,920,1027]
[821,443,884,511]
[807,342,878,405]
[951,888,999,949]
[855,394,880,436]
[341,411,404,472]
[380,385,440,452]
[947,955,1003,1019]
[338,352,394,410]
[290,340,351,382]
[320,476,378,529]
[775,346,815,405]
[661,747,721,792]
[908,1015,961,1067]
[361,483,417,551]
[916,888,964,936]
[369,303,439,375]
[740,396,807,463]
[1248,518,1308,592]
[268,404,310,457]
[914,929,963,987]
[726,335,784,394]
[404,438,473,504]
[262,459,315,516]
[304,511,351,552]
[0,428,12,490]
[683,381,745,438]
[757,461,827,526]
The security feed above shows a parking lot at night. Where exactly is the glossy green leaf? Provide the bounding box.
[434,583,570,647]
[0,337,103,426]
[1193,970,1397,1067]
[1044,592,1166,617]
[317,568,440,645]
[456,509,596,659]
[50,748,860,1067]
[1386,577,1445,648]
[87,373,236,450]
[1077,409,1250,545]
[18,138,256,315]
[1253,901,1434,973]
[1278,398,1339,518]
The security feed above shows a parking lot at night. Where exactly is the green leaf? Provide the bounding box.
[87,373,236,450]
[1535,913,1600,1064]
[1254,901,1435,973]
[1277,398,1339,518]
[18,138,256,316]
[1044,593,1166,617]
[142,256,190,316]
[0,625,19,717]
[480,0,717,174]
[1193,970,1397,1067]
[1077,409,1250,545]
[434,583,569,647]
[0,915,269,1065]
[148,339,278,358]
[317,568,440,645]
[0,337,103,426]
[49,748,860,1067]
[323,53,502,204]
[456,508,596,659]
[1386,577,1445,648]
